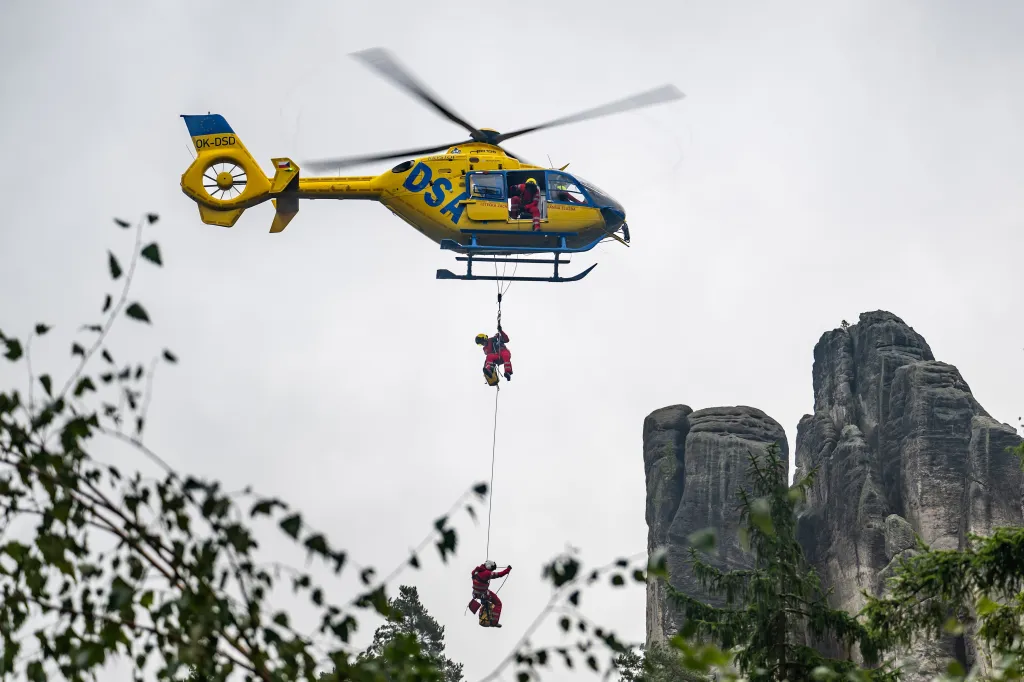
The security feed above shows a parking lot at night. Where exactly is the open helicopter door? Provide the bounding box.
[504,170,548,227]
[462,171,509,222]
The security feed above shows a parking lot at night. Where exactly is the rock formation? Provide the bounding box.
[643,404,788,645]
[643,311,1023,677]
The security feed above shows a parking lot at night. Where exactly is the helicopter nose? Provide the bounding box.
[600,206,626,231]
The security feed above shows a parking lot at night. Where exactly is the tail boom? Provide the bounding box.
[179,114,381,232]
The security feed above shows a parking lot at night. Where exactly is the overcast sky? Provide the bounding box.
[2,0,1023,679]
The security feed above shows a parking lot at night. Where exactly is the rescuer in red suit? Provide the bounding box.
[508,177,542,231]
[470,560,511,627]
[476,325,512,383]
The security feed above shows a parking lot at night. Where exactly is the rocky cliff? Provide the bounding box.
[643,404,788,645]
[643,311,1023,677]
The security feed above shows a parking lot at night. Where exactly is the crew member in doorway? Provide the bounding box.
[509,177,542,231]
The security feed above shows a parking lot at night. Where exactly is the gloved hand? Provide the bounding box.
[506,565,512,571]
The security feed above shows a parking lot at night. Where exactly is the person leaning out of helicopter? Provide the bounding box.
[508,177,542,231]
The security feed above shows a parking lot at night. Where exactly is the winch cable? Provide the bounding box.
[485,379,499,561]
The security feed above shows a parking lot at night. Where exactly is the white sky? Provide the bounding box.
[1,1,1022,679]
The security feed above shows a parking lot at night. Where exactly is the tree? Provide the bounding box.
[861,440,1024,679]
[615,642,709,682]
[0,214,489,682]
[664,443,896,681]
[357,585,464,682]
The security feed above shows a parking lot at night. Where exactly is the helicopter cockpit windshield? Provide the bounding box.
[572,175,624,214]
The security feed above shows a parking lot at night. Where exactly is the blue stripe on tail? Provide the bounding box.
[181,114,234,137]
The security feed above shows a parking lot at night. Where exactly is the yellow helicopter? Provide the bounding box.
[179,48,684,283]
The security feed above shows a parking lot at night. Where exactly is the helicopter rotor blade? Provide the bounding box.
[495,84,685,144]
[304,139,473,174]
[351,47,485,141]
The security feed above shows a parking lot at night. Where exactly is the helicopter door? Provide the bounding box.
[505,171,548,226]
[462,172,509,222]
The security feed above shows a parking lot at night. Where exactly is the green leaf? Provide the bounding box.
[473,482,488,497]
[108,251,123,279]
[688,527,718,554]
[610,573,625,586]
[146,213,159,224]
[946,660,966,678]
[141,243,163,265]
[976,595,1000,616]
[279,513,302,539]
[749,497,775,536]
[560,617,570,632]
[102,295,112,313]
[102,349,114,364]
[943,616,965,635]
[3,337,23,361]
[140,590,154,608]
[738,526,751,552]
[408,554,420,569]
[71,342,85,356]
[125,303,150,323]
[39,375,52,397]
[162,349,178,363]
[647,546,669,578]
[114,218,131,228]
[568,590,580,606]
[303,533,329,557]
[34,324,50,335]
[250,498,285,517]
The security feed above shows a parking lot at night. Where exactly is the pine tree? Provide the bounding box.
[664,443,896,680]
[358,585,465,682]
[615,643,709,681]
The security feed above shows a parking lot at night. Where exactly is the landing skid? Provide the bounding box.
[436,229,602,283]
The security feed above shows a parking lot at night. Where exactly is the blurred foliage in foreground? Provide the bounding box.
[0,214,1022,681]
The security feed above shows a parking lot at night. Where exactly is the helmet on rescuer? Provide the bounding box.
[475,334,488,345]
[484,560,497,571]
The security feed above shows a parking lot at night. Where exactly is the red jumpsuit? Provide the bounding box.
[471,563,511,624]
[509,183,541,230]
[482,330,512,378]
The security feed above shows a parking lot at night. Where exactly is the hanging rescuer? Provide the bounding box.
[468,560,511,627]
[476,293,512,386]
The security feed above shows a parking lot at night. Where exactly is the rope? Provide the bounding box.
[485,382,500,560]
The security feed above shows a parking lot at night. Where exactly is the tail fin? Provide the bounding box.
[179,114,279,228]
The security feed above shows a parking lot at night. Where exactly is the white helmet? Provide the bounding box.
[484,560,496,570]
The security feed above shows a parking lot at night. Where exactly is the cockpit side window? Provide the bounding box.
[546,172,587,205]
[468,172,505,200]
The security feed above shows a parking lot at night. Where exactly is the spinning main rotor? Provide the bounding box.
[304,48,685,174]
